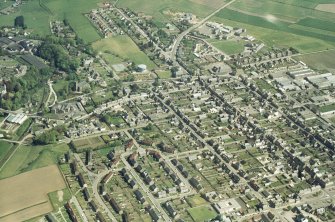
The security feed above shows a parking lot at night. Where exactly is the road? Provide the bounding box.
[70,196,89,222]
[120,152,171,222]
[46,79,58,107]
[74,154,118,222]
[153,91,268,205]
[170,0,238,61]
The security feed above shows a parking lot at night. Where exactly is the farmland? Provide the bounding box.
[117,0,228,22]
[0,141,13,163]
[92,36,157,69]
[0,165,66,222]
[295,49,335,71]
[212,0,335,53]
[0,0,104,42]
[0,143,69,179]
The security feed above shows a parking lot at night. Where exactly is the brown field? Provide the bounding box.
[0,165,66,222]
[71,136,106,151]
[315,4,335,13]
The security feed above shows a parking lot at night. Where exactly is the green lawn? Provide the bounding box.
[188,205,217,222]
[320,103,335,113]
[0,143,69,179]
[92,36,157,69]
[209,39,245,55]
[156,70,172,79]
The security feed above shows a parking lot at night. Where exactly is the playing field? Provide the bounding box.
[188,205,217,222]
[92,36,157,69]
[209,39,245,55]
[0,165,66,222]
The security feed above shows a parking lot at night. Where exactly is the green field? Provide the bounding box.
[0,143,69,179]
[188,205,217,222]
[92,36,157,69]
[209,39,245,55]
[0,0,103,42]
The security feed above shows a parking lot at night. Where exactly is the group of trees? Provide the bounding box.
[37,41,79,72]
[33,125,67,145]
[0,67,51,110]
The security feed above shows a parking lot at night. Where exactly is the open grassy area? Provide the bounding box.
[188,205,217,222]
[48,187,72,210]
[0,0,103,42]
[209,39,245,55]
[0,143,69,179]
[92,36,157,69]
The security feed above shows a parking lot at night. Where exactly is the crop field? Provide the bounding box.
[117,0,228,22]
[213,0,335,53]
[295,49,335,71]
[92,36,157,69]
[0,143,69,179]
[0,141,13,163]
[0,0,103,42]
[0,165,66,222]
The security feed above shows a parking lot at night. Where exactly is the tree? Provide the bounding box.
[14,16,25,28]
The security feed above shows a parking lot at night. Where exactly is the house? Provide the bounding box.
[149,184,158,192]
[164,201,177,218]
[89,200,98,212]
[146,206,161,222]
[213,198,243,214]
[129,179,137,188]
[189,177,202,190]
[108,197,122,214]
[156,190,167,198]
[96,211,106,222]
[82,187,90,201]
[77,173,86,187]
[134,190,145,204]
